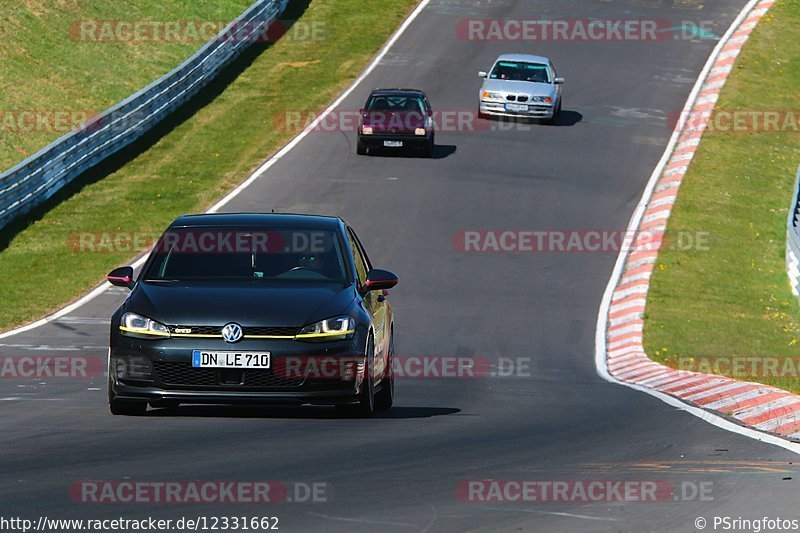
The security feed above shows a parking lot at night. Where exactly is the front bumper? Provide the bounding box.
[358,133,432,149]
[480,100,554,119]
[109,335,366,406]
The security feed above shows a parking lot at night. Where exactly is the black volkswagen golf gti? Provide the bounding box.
[106,213,398,417]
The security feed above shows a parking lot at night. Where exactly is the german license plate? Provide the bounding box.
[192,350,270,369]
[383,140,403,147]
[506,103,529,112]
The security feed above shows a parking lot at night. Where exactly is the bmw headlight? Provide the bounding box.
[119,312,170,339]
[296,316,354,341]
[531,96,554,104]
[482,91,503,101]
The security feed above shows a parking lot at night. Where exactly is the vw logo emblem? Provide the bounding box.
[221,323,243,343]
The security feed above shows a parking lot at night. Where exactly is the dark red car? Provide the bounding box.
[357,88,435,157]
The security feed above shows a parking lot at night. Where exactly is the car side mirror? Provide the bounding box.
[554,77,565,84]
[359,108,365,114]
[364,269,398,292]
[107,266,135,289]
[478,71,488,78]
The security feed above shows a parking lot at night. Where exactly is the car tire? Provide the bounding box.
[356,141,367,156]
[375,330,394,410]
[545,101,562,125]
[108,376,147,416]
[422,134,435,158]
[337,336,375,418]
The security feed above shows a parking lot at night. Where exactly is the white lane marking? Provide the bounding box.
[0,398,68,401]
[54,317,110,325]
[595,0,800,455]
[0,0,434,341]
[0,345,82,352]
[0,283,118,340]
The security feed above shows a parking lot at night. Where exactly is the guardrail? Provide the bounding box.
[786,166,800,297]
[0,0,289,231]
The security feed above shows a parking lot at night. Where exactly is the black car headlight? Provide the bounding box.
[119,312,171,339]
[295,316,354,342]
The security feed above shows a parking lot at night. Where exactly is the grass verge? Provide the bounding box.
[643,0,800,393]
[0,0,418,331]
[0,0,253,171]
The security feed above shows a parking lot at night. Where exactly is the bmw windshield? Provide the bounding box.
[489,61,551,83]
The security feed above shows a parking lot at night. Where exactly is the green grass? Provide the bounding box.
[644,0,800,393]
[0,0,418,331]
[0,0,255,171]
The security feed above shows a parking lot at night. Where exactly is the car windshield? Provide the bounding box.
[143,227,348,283]
[490,61,551,83]
[366,95,425,113]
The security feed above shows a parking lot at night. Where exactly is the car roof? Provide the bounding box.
[494,54,551,64]
[169,213,345,230]
[369,88,427,97]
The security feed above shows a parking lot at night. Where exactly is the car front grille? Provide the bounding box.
[154,362,217,386]
[506,95,531,103]
[168,325,301,337]
[153,362,305,388]
[246,326,300,337]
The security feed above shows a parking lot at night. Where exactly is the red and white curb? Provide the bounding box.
[597,0,800,453]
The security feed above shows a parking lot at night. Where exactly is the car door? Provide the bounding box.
[347,227,389,381]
